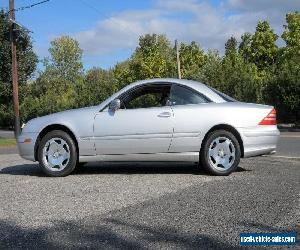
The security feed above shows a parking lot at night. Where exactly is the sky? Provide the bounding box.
[0,0,299,70]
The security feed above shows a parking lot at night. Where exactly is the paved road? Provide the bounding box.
[0,130,14,139]
[276,132,300,158]
[0,154,299,249]
[0,131,299,249]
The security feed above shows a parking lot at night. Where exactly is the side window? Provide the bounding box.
[120,84,171,109]
[170,84,209,106]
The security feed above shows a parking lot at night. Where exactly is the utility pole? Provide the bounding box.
[9,0,21,137]
[175,39,181,79]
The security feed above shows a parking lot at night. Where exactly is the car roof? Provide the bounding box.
[99,78,227,109]
[127,78,226,103]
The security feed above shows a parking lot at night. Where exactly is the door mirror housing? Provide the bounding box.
[109,99,121,112]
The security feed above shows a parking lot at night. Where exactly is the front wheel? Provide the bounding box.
[38,130,77,177]
[200,129,241,176]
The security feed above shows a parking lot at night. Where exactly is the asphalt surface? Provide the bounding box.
[276,133,300,158]
[0,131,299,249]
[0,159,299,248]
[0,130,14,139]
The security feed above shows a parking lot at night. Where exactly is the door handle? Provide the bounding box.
[158,112,171,117]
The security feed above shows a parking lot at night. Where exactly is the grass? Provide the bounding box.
[0,138,16,147]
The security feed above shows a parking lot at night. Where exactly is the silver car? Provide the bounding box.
[18,78,280,177]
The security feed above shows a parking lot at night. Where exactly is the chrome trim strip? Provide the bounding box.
[81,133,172,140]
[80,132,200,141]
[79,152,199,162]
[173,132,200,138]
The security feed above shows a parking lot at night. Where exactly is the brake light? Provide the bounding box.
[259,108,277,125]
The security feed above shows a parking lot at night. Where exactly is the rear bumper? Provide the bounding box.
[17,132,39,161]
[238,126,280,158]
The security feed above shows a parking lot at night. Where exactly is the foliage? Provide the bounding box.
[239,32,252,62]
[195,49,259,103]
[76,67,117,107]
[179,41,206,79]
[128,34,176,81]
[225,36,237,56]
[248,21,279,70]
[264,55,300,122]
[0,11,300,127]
[0,10,38,128]
[265,11,300,122]
[21,36,87,122]
[46,36,83,82]
[193,50,223,88]
[282,11,300,57]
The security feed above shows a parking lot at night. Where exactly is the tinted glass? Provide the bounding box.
[208,86,237,102]
[121,84,171,109]
[170,85,209,106]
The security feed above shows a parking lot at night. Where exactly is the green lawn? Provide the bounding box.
[0,138,16,147]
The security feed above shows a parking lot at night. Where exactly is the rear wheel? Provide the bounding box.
[38,130,77,177]
[200,129,241,176]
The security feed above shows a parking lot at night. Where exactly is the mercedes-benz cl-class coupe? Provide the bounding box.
[18,78,280,177]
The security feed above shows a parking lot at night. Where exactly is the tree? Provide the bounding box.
[21,71,77,121]
[249,21,278,70]
[264,56,300,122]
[127,34,176,81]
[194,50,223,89]
[225,36,237,56]
[5,14,300,127]
[46,36,83,82]
[195,46,260,103]
[237,21,278,103]
[0,10,38,128]
[179,41,206,79]
[113,60,135,88]
[282,11,300,57]
[224,36,238,67]
[222,36,260,102]
[222,53,260,102]
[76,67,116,107]
[264,12,300,123]
[21,36,84,122]
[239,32,252,62]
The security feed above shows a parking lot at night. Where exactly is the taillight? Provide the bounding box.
[259,108,277,125]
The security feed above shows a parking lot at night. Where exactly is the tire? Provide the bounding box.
[200,129,241,176]
[38,130,77,177]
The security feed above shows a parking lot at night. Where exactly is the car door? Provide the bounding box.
[168,84,211,153]
[93,83,173,155]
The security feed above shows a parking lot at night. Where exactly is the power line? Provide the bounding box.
[3,0,50,16]
[13,0,50,12]
[78,0,104,16]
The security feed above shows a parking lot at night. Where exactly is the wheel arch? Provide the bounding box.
[34,124,79,161]
[201,124,244,158]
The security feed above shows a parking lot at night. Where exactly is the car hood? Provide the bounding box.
[22,106,99,133]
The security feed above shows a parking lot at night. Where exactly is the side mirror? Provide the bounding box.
[109,99,121,112]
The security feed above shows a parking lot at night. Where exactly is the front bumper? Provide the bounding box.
[17,132,39,161]
[238,126,280,158]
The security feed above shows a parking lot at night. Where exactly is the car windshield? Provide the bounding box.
[207,86,237,102]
